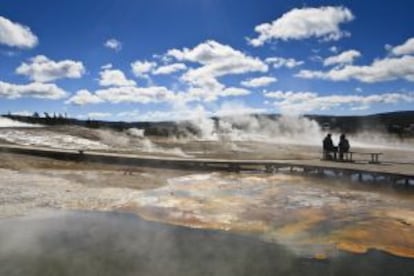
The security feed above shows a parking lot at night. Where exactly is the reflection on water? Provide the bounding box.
[1,211,414,276]
[2,167,414,261]
[118,173,414,259]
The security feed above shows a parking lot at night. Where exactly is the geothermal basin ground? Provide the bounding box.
[1,118,414,275]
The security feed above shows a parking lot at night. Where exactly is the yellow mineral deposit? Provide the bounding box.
[125,173,414,259]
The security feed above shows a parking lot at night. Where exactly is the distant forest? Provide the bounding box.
[3,111,414,138]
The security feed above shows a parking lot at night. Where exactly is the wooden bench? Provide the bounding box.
[322,151,382,164]
[322,151,353,162]
[349,152,383,164]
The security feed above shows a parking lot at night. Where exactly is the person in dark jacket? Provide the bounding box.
[323,133,336,160]
[338,134,350,160]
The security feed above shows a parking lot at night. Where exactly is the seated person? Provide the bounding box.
[338,134,350,160]
[323,133,337,160]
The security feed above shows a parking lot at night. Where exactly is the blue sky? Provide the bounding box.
[1,0,414,121]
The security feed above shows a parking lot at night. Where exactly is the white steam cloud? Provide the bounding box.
[0,117,41,128]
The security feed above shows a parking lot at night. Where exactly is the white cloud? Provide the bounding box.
[67,82,249,106]
[153,53,173,64]
[264,90,414,113]
[167,40,266,102]
[104,38,122,51]
[264,90,316,105]
[215,101,267,117]
[168,41,267,77]
[323,49,361,66]
[128,102,268,122]
[67,86,175,105]
[95,86,174,104]
[265,57,304,68]
[101,63,113,70]
[309,55,324,63]
[131,60,157,78]
[390,37,414,56]
[248,6,354,46]
[296,55,414,83]
[152,63,187,75]
[16,55,85,82]
[130,50,257,103]
[125,104,215,122]
[65,89,104,105]
[99,66,136,87]
[0,81,67,99]
[168,40,239,62]
[0,16,38,48]
[241,76,277,87]
[180,85,251,103]
[220,87,251,97]
[329,46,339,53]
[87,112,112,119]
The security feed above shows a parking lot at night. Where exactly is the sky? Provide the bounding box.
[1,0,414,121]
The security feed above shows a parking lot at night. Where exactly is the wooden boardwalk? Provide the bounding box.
[1,144,413,186]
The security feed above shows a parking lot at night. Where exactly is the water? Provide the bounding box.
[2,168,414,259]
[1,210,414,276]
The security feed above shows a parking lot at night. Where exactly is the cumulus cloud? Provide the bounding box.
[296,55,414,82]
[152,63,187,75]
[248,6,354,46]
[0,81,67,99]
[264,90,414,113]
[180,85,250,102]
[390,37,414,56]
[99,64,136,87]
[172,41,267,83]
[323,49,361,66]
[95,86,174,104]
[265,57,304,68]
[66,82,248,106]
[131,60,157,78]
[166,40,266,102]
[66,86,175,105]
[104,38,122,51]
[167,41,267,77]
[16,55,85,82]
[241,76,277,87]
[65,89,104,105]
[0,16,38,48]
